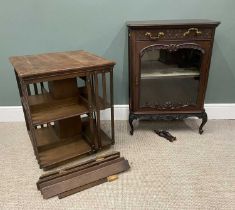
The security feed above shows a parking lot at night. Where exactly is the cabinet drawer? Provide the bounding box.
[134,28,213,41]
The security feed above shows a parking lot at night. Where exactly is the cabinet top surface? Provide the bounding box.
[10,50,115,78]
[127,19,220,27]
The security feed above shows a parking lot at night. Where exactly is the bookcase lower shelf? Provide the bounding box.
[34,124,113,170]
[38,137,91,170]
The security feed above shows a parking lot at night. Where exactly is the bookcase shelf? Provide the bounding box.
[30,96,89,126]
[38,135,91,169]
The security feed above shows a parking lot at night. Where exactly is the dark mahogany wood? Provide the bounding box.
[154,130,177,142]
[127,20,220,135]
[127,19,220,27]
[10,50,115,170]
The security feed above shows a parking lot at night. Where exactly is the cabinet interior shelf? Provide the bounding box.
[141,60,200,79]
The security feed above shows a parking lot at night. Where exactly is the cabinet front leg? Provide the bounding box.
[199,111,208,134]
[129,113,136,135]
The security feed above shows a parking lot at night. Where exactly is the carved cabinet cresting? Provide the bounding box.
[127,20,220,135]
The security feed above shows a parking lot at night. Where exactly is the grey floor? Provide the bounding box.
[0,120,234,210]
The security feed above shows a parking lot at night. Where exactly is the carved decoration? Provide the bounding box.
[141,101,194,110]
[136,28,213,41]
[129,111,208,135]
[140,43,205,57]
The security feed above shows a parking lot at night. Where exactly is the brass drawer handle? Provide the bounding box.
[183,28,202,36]
[145,32,165,40]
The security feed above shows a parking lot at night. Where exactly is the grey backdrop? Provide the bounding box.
[1,0,235,105]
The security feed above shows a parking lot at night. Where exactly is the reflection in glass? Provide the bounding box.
[140,48,203,108]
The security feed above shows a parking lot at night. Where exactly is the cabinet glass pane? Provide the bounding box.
[140,48,202,108]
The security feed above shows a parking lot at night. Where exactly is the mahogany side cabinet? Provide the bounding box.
[10,50,115,170]
[127,20,220,135]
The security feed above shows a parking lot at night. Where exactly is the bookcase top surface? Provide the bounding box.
[10,50,115,78]
[127,19,220,27]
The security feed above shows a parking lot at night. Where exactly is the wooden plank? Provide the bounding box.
[58,178,107,199]
[37,152,120,189]
[38,156,123,189]
[38,151,120,183]
[41,159,130,199]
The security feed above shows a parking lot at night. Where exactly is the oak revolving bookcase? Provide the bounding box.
[10,51,115,170]
[127,20,220,135]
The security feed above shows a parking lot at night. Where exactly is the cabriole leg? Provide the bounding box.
[199,111,208,134]
[129,113,136,135]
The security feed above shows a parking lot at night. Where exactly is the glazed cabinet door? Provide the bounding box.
[134,41,211,113]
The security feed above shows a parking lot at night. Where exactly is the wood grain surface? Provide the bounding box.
[10,50,115,78]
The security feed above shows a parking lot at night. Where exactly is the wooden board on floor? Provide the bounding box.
[37,152,130,199]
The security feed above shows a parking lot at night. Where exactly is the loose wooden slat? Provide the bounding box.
[37,152,120,188]
[58,178,107,199]
[41,159,130,199]
[38,157,124,190]
[38,151,120,181]
[38,154,121,189]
